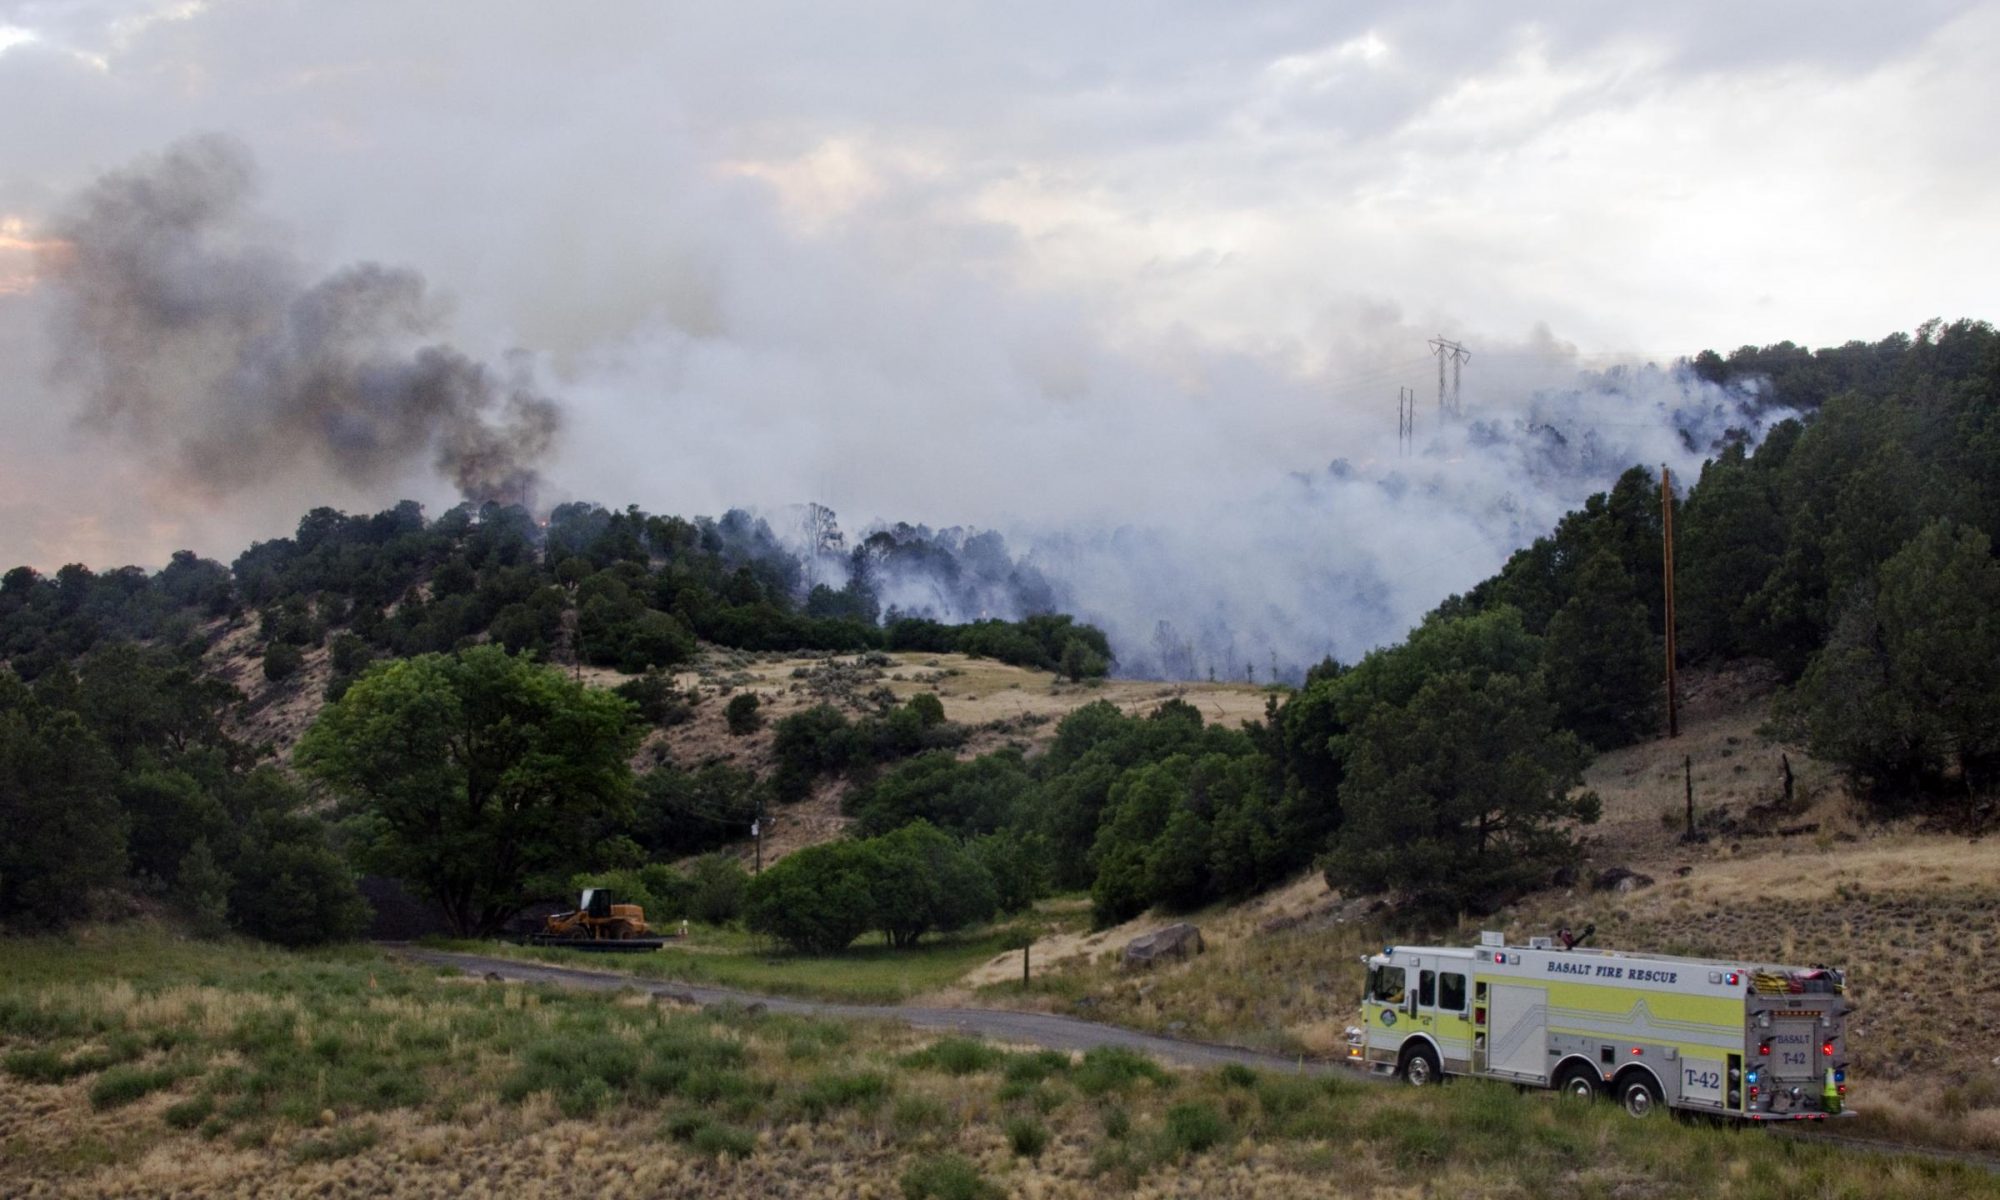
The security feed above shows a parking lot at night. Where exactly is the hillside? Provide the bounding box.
[953,667,2000,1152]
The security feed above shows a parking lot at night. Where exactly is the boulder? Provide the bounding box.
[1592,866,1655,894]
[1122,922,1205,969]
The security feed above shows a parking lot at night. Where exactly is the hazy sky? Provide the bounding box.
[1,1,1994,579]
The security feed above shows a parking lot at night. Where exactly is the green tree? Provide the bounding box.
[743,840,880,953]
[1543,548,1659,750]
[867,821,997,947]
[296,646,639,936]
[1677,443,1785,661]
[172,838,232,939]
[1325,665,1595,915]
[0,673,126,926]
[1794,519,2000,801]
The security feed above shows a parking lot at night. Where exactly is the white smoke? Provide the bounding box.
[752,358,1790,680]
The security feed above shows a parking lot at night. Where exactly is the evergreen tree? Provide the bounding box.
[1543,549,1659,750]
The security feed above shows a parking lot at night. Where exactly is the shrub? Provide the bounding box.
[892,1094,949,1134]
[687,854,749,925]
[1162,1102,1230,1155]
[1074,1046,1170,1096]
[289,1124,380,1163]
[164,1095,215,1129]
[615,672,696,727]
[794,1071,890,1120]
[89,1064,187,1110]
[902,1037,1003,1076]
[907,693,946,727]
[500,1034,640,1117]
[1004,1115,1050,1158]
[690,1121,756,1159]
[899,1153,1001,1200]
[1216,1063,1257,1089]
[262,641,305,682]
[1002,1050,1072,1085]
[725,693,763,735]
[663,1112,755,1159]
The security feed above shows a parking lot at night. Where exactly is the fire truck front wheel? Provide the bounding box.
[1555,1064,1601,1102]
[1616,1072,1663,1119]
[1398,1044,1441,1087]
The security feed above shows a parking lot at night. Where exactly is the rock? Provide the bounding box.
[1122,922,1205,969]
[1259,912,1307,935]
[1166,1020,1188,1035]
[652,987,699,1007]
[1592,867,1655,894]
[483,971,505,983]
[1550,864,1580,888]
[1674,866,1694,878]
[746,1002,768,1016]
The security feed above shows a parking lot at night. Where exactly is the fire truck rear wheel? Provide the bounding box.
[1618,1074,1662,1119]
[1399,1045,1441,1087]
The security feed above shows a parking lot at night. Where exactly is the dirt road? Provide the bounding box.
[392,947,1344,1076]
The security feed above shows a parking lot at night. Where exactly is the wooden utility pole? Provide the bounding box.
[1661,465,1679,739]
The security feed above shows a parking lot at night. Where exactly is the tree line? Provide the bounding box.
[3,319,1993,945]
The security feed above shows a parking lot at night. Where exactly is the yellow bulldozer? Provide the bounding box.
[525,888,670,952]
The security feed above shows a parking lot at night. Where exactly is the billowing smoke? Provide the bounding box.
[41,135,558,506]
[774,360,1791,681]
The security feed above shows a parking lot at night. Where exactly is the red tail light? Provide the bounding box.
[1821,1041,1834,1056]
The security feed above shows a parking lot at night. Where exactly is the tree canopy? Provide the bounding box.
[297,645,640,936]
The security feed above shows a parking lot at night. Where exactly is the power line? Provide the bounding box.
[1429,337,1472,418]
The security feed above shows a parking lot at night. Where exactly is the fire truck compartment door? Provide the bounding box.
[1486,984,1549,1079]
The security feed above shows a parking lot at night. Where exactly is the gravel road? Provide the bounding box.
[390,946,1344,1077]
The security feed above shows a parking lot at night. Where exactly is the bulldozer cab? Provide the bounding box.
[581,889,614,918]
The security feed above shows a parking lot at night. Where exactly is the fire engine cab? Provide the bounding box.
[1347,932,1853,1120]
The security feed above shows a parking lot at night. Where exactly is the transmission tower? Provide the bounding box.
[1428,336,1471,417]
[1397,386,1415,455]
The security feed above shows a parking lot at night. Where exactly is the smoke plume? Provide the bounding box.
[41,135,558,506]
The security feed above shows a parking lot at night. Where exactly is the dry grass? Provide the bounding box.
[5,927,1990,1198]
[960,668,2000,1159]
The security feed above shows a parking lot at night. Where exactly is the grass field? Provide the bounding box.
[4,926,1991,1197]
[433,914,1084,1006]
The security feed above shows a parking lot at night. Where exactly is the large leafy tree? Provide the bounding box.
[742,839,881,954]
[297,645,639,935]
[867,821,997,948]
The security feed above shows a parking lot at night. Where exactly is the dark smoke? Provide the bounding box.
[41,135,558,505]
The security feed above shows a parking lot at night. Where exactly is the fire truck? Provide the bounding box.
[1346,932,1853,1120]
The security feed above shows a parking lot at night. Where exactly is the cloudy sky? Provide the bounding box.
[1,1,1993,630]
